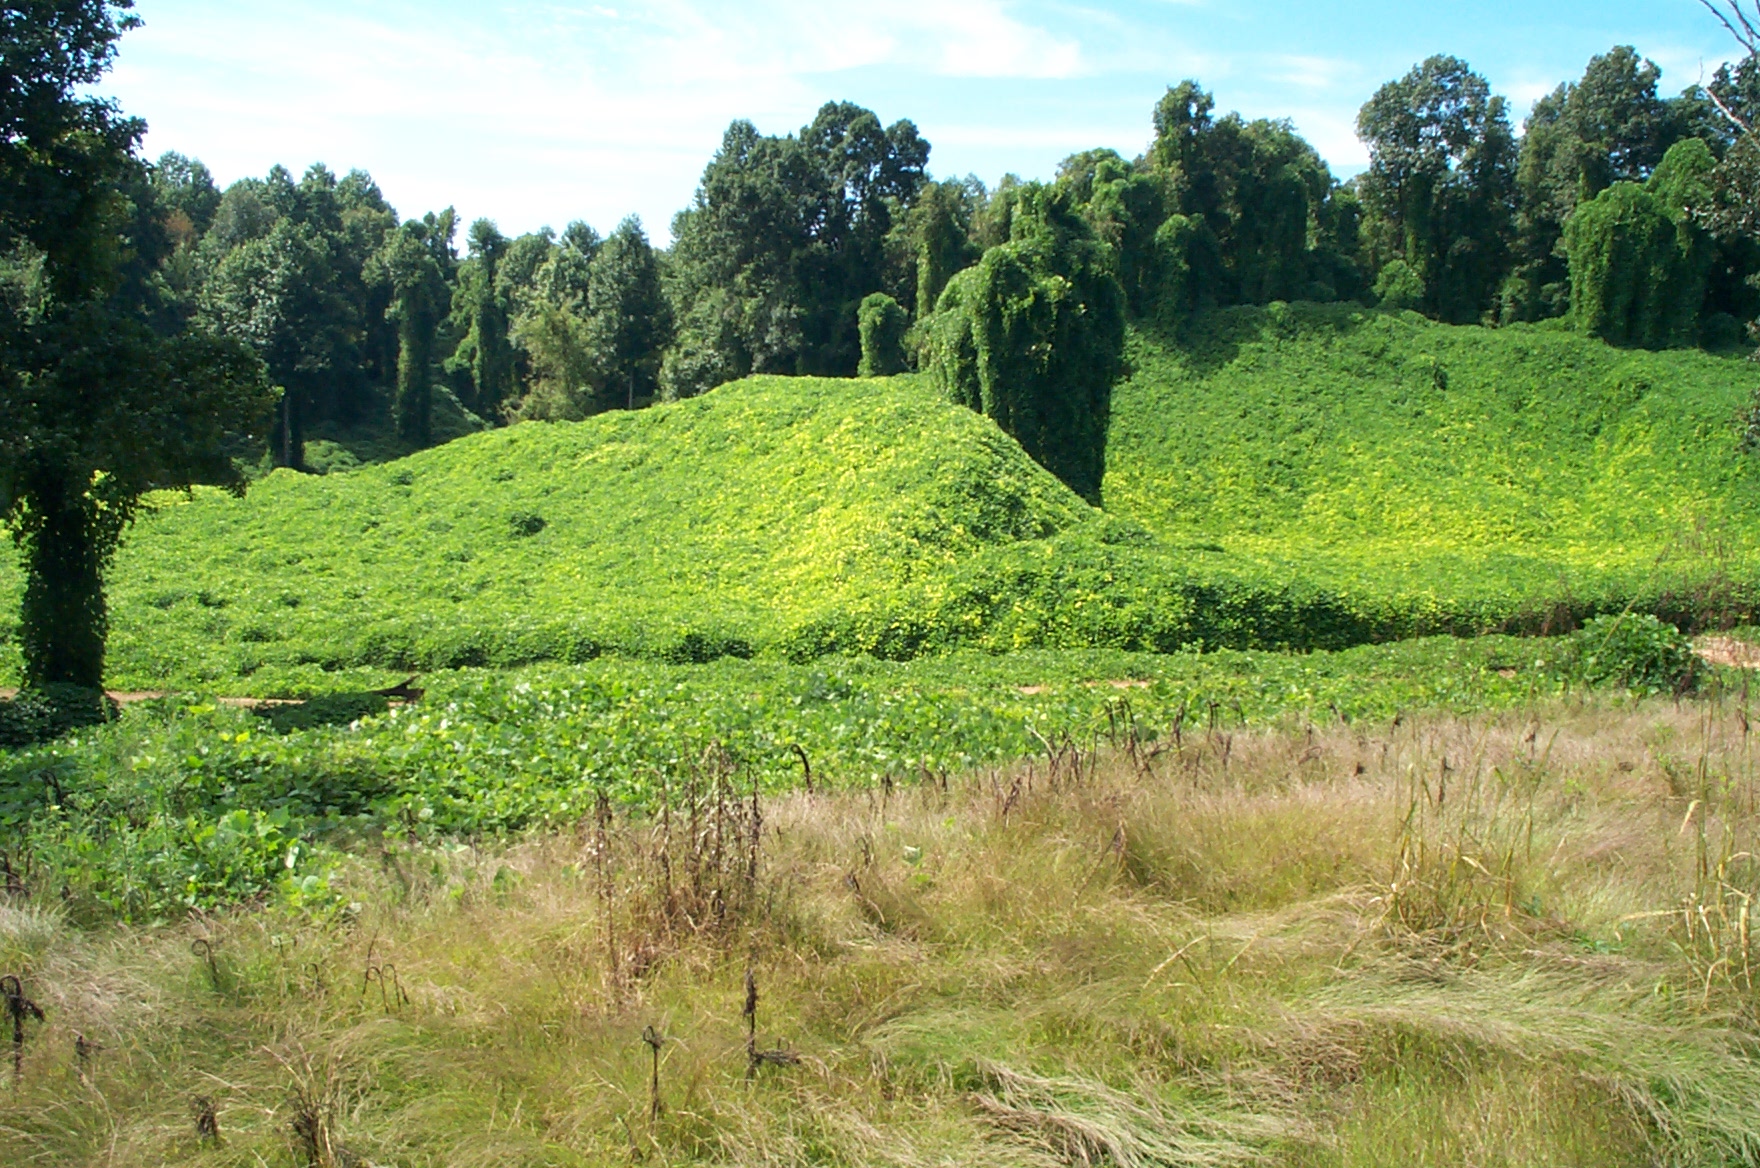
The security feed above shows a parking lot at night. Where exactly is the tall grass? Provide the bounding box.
[6,697,1760,1164]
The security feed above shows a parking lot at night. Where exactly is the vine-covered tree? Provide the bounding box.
[922,185,1124,504]
[367,211,455,447]
[1567,138,1716,347]
[856,292,908,376]
[1357,56,1518,323]
[447,219,517,417]
[0,0,274,690]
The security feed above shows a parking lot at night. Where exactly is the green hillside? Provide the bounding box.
[0,376,1288,690]
[5,309,1760,691]
[1109,303,1760,631]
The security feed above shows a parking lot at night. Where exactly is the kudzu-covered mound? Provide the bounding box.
[0,375,1363,690]
[5,310,1760,692]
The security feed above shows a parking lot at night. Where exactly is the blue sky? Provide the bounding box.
[106,1,1747,242]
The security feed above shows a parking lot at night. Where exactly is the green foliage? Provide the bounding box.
[907,177,981,319]
[1566,139,1715,348]
[662,102,929,397]
[1357,56,1518,323]
[366,211,456,447]
[1505,47,1708,323]
[923,185,1125,503]
[1569,613,1700,694]
[1147,82,1359,309]
[857,292,909,377]
[0,684,114,748]
[0,23,278,688]
[586,216,671,408]
[1104,303,1760,637]
[1372,259,1425,310]
[0,635,1564,914]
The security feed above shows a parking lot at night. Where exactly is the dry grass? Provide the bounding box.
[5,697,1760,1165]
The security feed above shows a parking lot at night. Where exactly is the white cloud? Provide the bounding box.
[111,0,1090,240]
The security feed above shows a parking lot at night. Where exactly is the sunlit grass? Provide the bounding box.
[7,697,1760,1164]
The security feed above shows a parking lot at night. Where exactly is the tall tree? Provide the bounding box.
[1506,47,1701,321]
[663,102,929,399]
[1357,56,1518,323]
[0,0,274,689]
[587,216,671,409]
[199,218,355,469]
[922,185,1125,504]
[447,219,516,417]
[367,212,454,447]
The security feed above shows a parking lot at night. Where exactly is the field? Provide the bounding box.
[5,695,1760,1166]
[6,307,1760,691]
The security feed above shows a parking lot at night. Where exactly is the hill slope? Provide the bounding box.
[6,309,1760,689]
[1108,304,1760,631]
[0,376,1291,689]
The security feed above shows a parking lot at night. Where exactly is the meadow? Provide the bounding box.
[4,694,1760,1166]
[2,304,1759,1163]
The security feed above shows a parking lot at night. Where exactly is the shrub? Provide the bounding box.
[1373,259,1424,310]
[857,293,910,377]
[1571,614,1699,694]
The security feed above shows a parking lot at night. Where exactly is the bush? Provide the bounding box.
[1571,614,1699,694]
[1373,260,1424,311]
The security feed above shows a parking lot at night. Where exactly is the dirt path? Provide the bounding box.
[1019,679,1152,696]
[1696,637,1760,670]
[0,688,298,708]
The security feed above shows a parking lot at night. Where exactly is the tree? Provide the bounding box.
[0,0,275,690]
[200,218,355,469]
[587,216,671,409]
[856,292,908,377]
[922,185,1124,504]
[151,150,219,238]
[663,102,930,398]
[1357,56,1518,323]
[1698,1,1760,350]
[1505,47,1709,322]
[1567,139,1716,348]
[906,178,981,319]
[366,212,454,447]
[447,219,517,416]
[1086,81,1362,317]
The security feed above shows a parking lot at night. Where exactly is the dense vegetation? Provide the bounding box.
[1,306,1755,692]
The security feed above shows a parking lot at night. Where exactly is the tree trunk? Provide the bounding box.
[395,310,433,447]
[19,475,107,690]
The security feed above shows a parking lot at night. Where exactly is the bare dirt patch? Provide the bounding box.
[1696,636,1760,670]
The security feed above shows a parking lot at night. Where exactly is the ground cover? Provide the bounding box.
[3,697,1759,1165]
[0,635,1583,922]
[1108,303,1760,633]
[8,309,1759,689]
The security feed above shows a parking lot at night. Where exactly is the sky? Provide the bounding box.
[104,0,1750,243]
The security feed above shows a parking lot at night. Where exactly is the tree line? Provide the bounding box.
[5,0,1760,695]
[143,41,1760,482]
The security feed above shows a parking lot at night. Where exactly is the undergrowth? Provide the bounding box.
[4,699,1760,1164]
